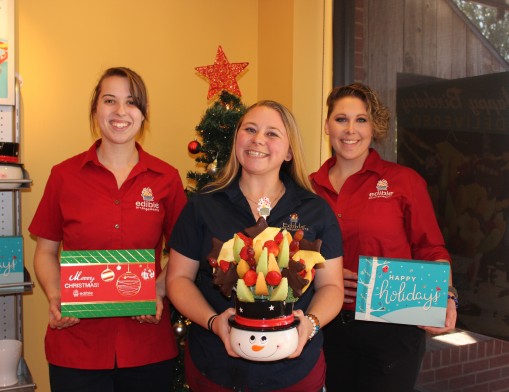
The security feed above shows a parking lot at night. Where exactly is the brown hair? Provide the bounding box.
[206,100,313,192]
[326,83,390,142]
[89,67,149,139]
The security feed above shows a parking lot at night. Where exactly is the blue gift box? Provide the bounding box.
[355,256,450,327]
[0,236,24,289]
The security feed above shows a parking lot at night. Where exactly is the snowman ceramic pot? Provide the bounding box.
[228,299,300,361]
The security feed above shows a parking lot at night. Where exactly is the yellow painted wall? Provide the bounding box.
[258,0,294,107]
[16,1,330,390]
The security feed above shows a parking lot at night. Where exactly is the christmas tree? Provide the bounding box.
[186,90,246,194]
[186,46,248,194]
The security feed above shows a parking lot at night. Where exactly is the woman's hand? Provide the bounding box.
[343,268,358,304]
[132,271,166,324]
[287,309,312,358]
[132,293,163,324]
[35,238,81,329]
[210,308,239,358]
[48,297,80,330]
[420,297,457,334]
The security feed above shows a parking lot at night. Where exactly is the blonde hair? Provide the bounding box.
[206,100,313,192]
[89,67,149,139]
[326,83,390,142]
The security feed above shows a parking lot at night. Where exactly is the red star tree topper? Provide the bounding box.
[195,46,249,100]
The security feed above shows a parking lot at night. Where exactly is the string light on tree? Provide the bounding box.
[207,158,218,176]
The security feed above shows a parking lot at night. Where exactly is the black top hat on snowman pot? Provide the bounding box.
[229,299,300,331]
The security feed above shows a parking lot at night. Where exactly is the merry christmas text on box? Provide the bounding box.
[0,236,24,290]
[60,249,156,318]
[355,256,450,327]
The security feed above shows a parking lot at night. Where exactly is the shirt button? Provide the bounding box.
[114,224,120,229]
[114,200,120,205]
[337,213,342,218]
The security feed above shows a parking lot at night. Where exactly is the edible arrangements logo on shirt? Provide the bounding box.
[135,187,160,212]
[281,213,308,232]
[368,179,394,199]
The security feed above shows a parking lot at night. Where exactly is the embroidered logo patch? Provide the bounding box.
[282,213,308,232]
[135,187,160,212]
[141,187,154,201]
[369,179,394,199]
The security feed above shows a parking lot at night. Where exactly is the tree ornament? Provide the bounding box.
[195,46,249,100]
[207,158,218,176]
[173,319,187,339]
[187,139,201,154]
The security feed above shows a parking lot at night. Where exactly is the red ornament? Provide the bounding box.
[195,46,249,100]
[188,139,201,154]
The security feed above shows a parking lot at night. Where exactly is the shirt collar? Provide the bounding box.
[79,139,164,174]
[311,148,384,190]
[362,148,384,176]
[220,171,311,205]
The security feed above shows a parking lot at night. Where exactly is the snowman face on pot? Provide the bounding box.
[230,327,299,361]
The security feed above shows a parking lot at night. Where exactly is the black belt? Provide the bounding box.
[337,310,356,324]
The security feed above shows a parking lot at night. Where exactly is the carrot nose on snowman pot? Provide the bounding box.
[228,299,300,362]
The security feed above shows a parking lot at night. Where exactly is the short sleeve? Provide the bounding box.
[167,198,203,261]
[28,166,64,242]
[316,198,343,260]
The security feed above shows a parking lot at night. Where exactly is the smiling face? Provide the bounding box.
[230,327,299,361]
[93,76,145,147]
[235,106,292,178]
[325,96,373,166]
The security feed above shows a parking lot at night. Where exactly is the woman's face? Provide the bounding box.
[235,106,292,177]
[325,96,373,164]
[94,76,144,146]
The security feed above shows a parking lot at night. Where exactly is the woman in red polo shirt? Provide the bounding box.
[29,67,187,392]
[310,83,458,392]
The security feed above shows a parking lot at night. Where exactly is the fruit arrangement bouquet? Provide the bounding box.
[207,218,325,361]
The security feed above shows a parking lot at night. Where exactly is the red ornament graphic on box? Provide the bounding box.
[116,270,141,296]
[101,267,115,282]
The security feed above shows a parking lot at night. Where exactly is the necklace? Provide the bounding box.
[241,183,286,219]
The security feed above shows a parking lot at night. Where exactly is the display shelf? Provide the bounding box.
[0,268,34,295]
[0,179,32,188]
[0,358,36,391]
[0,166,32,190]
[0,282,33,296]
[0,78,35,391]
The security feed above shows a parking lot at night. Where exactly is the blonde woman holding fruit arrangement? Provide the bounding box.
[29,67,187,392]
[166,100,344,391]
[310,83,457,392]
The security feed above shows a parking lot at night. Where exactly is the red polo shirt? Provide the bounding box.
[310,149,450,311]
[29,140,187,369]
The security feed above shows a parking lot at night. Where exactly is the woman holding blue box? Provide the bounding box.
[311,83,457,392]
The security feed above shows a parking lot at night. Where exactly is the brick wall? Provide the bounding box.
[415,330,509,392]
[354,0,365,82]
